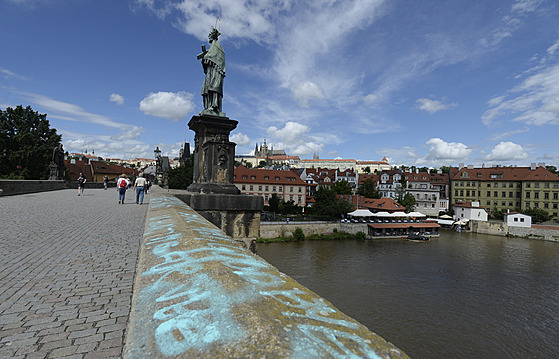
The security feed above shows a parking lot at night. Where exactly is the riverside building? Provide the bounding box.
[450,164,559,220]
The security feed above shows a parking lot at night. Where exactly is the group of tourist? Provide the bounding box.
[117,173,150,204]
[76,172,151,205]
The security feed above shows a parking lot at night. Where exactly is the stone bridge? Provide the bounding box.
[0,186,408,358]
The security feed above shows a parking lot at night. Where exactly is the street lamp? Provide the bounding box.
[154,146,161,184]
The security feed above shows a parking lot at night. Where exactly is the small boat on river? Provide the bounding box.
[407,233,430,242]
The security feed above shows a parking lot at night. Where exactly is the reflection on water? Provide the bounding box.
[257,231,559,359]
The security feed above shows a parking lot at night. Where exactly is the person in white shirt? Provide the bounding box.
[117,174,129,204]
[134,173,147,205]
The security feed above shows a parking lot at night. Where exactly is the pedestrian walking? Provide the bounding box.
[117,174,129,204]
[134,172,147,205]
[103,175,109,190]
[77,173,86,196]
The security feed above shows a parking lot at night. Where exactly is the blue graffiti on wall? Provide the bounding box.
[140,195,383,358]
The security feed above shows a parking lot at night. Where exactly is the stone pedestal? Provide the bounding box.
[48,164,65,181]
[187,114,239,195]
[184,114,263,245]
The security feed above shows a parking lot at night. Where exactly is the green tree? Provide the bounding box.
[268,193,281,213]
[279,199,299,215]
[545,165,558,174]
[398,193,417,212]
[167,155,194,189]
[521,207,552,223]
[363,166,371,173]
[331,179,352,195]
[0,105,62,179]
[312,187,354,218]
[293,227,305,241]
[358,179,381,199]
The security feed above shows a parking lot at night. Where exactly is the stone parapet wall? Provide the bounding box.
[124,192,408,358]
[260,221,341,238]
[470,220,559,241]
[0,180,67,196]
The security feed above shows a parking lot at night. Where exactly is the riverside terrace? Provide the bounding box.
[0,186,409,358]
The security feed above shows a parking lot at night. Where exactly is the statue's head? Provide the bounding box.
[208,26,220,42]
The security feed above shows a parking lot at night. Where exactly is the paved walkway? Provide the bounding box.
[0,187,149,359]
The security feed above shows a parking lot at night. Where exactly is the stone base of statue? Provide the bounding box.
[48,164,65,181]
[182,114,263,248]
[187,114,240,195]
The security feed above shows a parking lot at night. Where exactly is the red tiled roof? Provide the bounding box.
[338,195,404,211]
[453,201,486,209]
[234,165,306,186]
[451,166,559,181]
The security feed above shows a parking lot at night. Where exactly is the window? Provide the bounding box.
[535,183,540,188]
[272,186,276,192]
[501,201,506,206]
[535,192,539,199]
[290,186,293,192]
[466,190,470,196]
[509,201,513,206]
[455,190,459,196]
[487,191,491,197]
[299,187,302,192]
[494,191,498,197]
[487,183,492,187]
[526,192,531,199]
[526,183,531,188]
[275,177,280,181]
[520,218,524,222]
[251,176,256,180]
[249,185,253,190]
[460,190,464,196]
[486,200,491,205]
[502,192,506,197]
[544,203,549,208]
[554,204,558,209]
[298,196,302,202]
[278,186,282,191]
[241,185,246,190]
[514,218,518,222]
[264,176,269,180]
[265,186,269,191]
[242,175,247,179]
[258,185,262,191]
[534,202,539,208]
[509,192,513,198]
[472,190,476,196]
[544,183,549,188]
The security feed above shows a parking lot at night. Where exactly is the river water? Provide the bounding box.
[256,231,559,359]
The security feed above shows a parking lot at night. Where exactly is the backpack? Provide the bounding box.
[119,179,127,188]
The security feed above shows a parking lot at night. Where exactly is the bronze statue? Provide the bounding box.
[198,27,226,117]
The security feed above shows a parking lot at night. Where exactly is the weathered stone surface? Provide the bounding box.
[124,192,409,359]
[174,190,263,241]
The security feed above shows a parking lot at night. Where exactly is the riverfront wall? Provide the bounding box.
[124,192,408,358]
[470,220,559,241]
[260,221,342,238]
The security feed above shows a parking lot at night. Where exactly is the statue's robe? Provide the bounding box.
[201,40,225,99]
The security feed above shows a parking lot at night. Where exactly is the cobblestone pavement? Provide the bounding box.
[0,187,149,359]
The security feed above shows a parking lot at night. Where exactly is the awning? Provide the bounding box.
[347,209,375,217]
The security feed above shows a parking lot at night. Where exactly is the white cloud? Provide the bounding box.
[482,62,559,126]
[110,93,124,105]
[230,132,250,146]
[1,67,29,81]
[288,76,325,107]
[490,128,530,141]
[484,141,529,161]
[139,91,195,121]
[416,97,457,114]
[424,138,472,162]
[547,39,559,56]
[266,121,324,156]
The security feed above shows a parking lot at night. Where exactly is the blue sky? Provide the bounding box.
[1,0,559,168]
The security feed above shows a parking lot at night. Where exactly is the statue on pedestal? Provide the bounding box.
[49,143,65,180]
[198,26,226,117]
